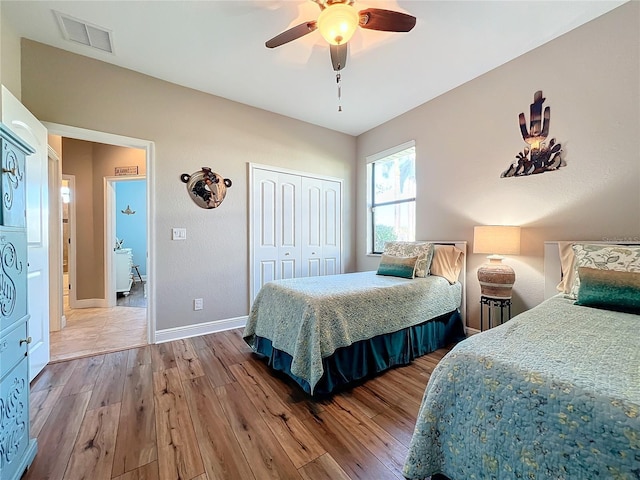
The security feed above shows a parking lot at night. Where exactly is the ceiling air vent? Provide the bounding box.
[54,11,114,54]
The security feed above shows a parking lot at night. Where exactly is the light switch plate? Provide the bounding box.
[172,228,186,240]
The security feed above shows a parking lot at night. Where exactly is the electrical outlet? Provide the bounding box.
[194,298,203,311]
[172,228,187,240]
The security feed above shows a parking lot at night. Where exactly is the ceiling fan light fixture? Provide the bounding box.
[317,3,359,45]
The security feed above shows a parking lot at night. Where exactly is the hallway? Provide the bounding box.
[50,284,147,363]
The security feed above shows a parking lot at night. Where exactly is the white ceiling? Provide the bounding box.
[2,1,626,136]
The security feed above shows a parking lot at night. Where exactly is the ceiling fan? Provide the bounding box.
[265,0,417,72]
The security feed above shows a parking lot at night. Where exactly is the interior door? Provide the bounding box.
[1,86,50,381]
[251,168,302,301]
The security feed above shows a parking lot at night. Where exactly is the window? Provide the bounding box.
[367,142,416,254]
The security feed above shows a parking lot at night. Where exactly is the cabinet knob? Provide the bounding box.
[2,167,16,175]
[20,336,32,346]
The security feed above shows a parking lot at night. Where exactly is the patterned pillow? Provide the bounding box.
[383,241,434,277]
[569,244,640,299]
[575,267,640,314]
[376,254,419,279]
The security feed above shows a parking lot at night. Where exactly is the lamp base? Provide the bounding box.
[477,259,515,299]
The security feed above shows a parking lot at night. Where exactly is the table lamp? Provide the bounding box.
[473,225,521,299]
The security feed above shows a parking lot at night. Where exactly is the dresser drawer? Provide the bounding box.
[0,229,27,332]
[0,356,30,479]
[0,319,28,379]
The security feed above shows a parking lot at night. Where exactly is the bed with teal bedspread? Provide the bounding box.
[403,294,640,479]
[243,271,464,395]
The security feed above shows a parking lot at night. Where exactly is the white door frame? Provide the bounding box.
[44,122,156,345]
[49,146,64,331]
[62,174,77,311]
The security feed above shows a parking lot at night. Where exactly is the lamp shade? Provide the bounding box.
[317,3,359,45]
[473,225,521,256]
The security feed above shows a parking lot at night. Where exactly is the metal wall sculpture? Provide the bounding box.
[501,90,565,177]
[180,167,232,209]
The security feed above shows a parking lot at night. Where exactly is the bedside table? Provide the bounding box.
[480,296,512,331]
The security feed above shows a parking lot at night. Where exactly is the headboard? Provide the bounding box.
[544,241,640,300]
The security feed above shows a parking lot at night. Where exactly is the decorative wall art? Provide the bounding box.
[501,90,565,177]
[180,167,232,209]
[115,166,138,176]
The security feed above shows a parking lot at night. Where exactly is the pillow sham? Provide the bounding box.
[570,244,640,299]
[556,241,577,295]
[376,253,419,279]
[430,245,465,284]
[383,241,434,277]
[575,267,640,314]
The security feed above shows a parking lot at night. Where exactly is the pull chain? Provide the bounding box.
[336,72,342,112]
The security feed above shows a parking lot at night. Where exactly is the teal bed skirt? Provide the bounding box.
[250,310,464,396]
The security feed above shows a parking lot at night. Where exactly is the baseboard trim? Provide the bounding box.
[466,327,481,336]
[155,316,248,344]
[71,298,109,309]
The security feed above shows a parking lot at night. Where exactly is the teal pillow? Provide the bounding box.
[575,267,640,314]
[376,254,418,279]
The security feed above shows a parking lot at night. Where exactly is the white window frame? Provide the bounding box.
[366,140,416,254]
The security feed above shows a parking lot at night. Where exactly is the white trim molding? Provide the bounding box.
[155,316,248,344]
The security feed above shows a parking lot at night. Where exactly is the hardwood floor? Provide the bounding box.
[116,280,147,308]
[25,328,454,480]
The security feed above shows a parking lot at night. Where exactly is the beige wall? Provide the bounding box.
[20,40,357,331]
[357,2,640,330]
[0,9,21,101]
[62,139,99,299]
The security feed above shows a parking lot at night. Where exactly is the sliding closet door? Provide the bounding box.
[252,168,301,299]
[251,165,342,301]
[278,173,302,279]
[301,177,341,277]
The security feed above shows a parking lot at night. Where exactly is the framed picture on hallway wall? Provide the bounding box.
[115,165,138,176]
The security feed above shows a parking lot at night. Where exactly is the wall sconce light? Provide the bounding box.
[473,225,521,299]
[121,205,135,215]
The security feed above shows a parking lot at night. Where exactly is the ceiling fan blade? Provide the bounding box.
[330,43,348,71]
[265,21,317,48]
[358,8,416,32]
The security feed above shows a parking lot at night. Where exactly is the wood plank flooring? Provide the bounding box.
[25,328,453,480]
[116,281,147,308]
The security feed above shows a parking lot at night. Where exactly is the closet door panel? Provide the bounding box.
[278,173,301,276]
[322,180,342,275]
[279,177,299,250]
[301,177,322,277]
[258,260,276,291]
[251,167,342,303]
[252,171,278,299]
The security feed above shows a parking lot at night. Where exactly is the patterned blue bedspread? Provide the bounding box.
[403,295,640,479]
[243,272,462,394]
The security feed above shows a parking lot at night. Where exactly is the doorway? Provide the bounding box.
[46,123,155,362]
